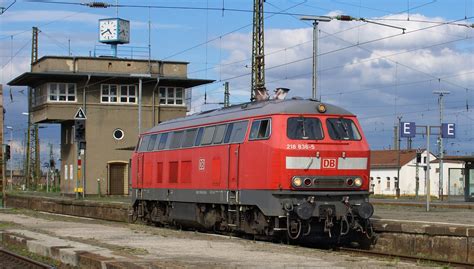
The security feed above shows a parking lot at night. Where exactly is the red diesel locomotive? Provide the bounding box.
[130,97,376,246]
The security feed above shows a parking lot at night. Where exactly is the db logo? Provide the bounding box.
[198,159,205,171]
[322,158,337,169]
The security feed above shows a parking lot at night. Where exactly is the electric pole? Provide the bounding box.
[433,90,450,200]
[204,82,230,108]
[26,26,40,190]
[396,116,402,198]
[251,0,268,101]
[25,27,38,189]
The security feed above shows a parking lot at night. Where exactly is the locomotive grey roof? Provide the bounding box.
[145,98,355,134]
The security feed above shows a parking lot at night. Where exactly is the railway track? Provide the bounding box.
[339,247,474,268]
[0,248,54,269]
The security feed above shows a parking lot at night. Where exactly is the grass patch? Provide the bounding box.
[0,221,15,230]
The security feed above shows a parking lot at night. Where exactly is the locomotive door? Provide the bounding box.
[136,153,144,189]
[228,144,240,190]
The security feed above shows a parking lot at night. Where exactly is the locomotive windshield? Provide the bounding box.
[326,118,361,140]
[287,117,323,140]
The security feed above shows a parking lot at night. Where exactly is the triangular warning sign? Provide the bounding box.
[74,107,87,120]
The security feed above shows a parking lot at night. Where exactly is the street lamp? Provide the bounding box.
[300,16,332,100]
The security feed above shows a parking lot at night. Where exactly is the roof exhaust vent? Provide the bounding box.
[273,88,290,100]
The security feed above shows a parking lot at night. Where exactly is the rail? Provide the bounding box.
[0,248,54,269]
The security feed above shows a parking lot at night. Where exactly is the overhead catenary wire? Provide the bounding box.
[195,15,474,93]
[0,38,32,70]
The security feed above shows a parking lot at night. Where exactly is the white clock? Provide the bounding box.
[99,18,130,44]
[118,19,130,43]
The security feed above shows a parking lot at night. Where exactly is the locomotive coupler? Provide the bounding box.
[323,208,334,237]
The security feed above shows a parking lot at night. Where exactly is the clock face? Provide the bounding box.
[118,19,130,43]
[99,19,118,42]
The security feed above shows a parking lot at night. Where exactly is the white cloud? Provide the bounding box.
[215,13,474,152]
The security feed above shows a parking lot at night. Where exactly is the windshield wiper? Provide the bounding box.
[298,117,309,140]
[328,120,342,139]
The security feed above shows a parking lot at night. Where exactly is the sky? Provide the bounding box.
[0,0,473,170]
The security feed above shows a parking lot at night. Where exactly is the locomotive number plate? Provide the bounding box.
[286,144,316,150]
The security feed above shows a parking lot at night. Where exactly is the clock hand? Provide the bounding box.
[101,29,112,35]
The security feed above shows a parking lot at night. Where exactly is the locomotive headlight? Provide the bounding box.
[354,177,363,187]
[317,104,327,113]
[293,177,303,187]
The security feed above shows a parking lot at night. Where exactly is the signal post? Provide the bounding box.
[74,107,86,199]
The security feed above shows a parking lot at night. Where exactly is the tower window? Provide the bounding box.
[101,84,137,104]
[48,83,76,102]
[159,87,185,106]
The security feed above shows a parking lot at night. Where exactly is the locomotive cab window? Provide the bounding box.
[287,117,323,140]
[326,118,361,141]
[249,119,271,140]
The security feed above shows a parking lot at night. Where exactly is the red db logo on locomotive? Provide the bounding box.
[322,158,337,169]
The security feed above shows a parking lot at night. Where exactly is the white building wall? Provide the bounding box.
[370,168,397,196]
[370,151,463,197]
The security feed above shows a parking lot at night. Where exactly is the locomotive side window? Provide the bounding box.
[287,117,323,140]
[138,135,151,152]
[224,123,233,143]
[170,131,184,149]
[195,128,204,146]
[157,133,169,150]
[249,119,271,140]
[212,124,227,144]
[182,128,198,148]
[152,134,161,150]
[147,134,158,151]
[326,118,361,141]
[201,126,216,145]
[228,120,249,143]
